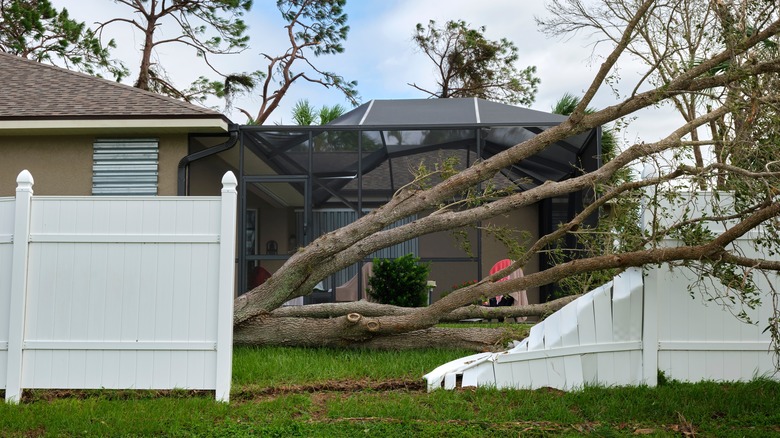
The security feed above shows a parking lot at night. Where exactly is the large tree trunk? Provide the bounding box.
[234,319,514,351]
[232,295,579,350]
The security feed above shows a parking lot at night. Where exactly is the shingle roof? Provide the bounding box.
[0,52,228,121]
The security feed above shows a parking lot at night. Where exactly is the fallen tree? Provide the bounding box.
[233,1,780,352]
[267,295,580,320]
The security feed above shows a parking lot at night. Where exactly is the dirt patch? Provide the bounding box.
[233,378,425,401]
[14,380,424,404]
[20,389,211,403]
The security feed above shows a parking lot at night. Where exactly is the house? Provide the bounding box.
[1,52,602,303]
[0,52,233,198]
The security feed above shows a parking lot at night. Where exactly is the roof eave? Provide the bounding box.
[0,116,231,135]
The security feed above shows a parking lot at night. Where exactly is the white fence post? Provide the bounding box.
[5,170,33,403]
[215,171,237,402]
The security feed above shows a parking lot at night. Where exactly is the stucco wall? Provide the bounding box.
[157,134,188,195]
[0,134,188,196]
[0,135,91,196]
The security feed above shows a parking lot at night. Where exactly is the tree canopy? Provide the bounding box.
[1,0,358,125]
[539,0,780,184]
[409,19,540,106]
[0,0,126,80]
[97,0,253,103]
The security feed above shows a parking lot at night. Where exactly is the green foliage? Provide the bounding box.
[550,92,582,116]
[291,99,317,125]
[0,0,127,80]
[181,71,264,105]
[278,0,347,57]
[545,187,644,298]
[368,254,430,307]
[233,346,469,385]
[411,19,539,106]
[290,99,346,125]
[318,102,345,124]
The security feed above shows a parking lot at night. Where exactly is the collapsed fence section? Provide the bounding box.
[1,170,237,403]
[426,252,778,391]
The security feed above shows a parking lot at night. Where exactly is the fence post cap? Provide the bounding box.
[16,170,33,188]
[221,171,237,190]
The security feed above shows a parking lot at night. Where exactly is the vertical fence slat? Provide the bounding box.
[215,172,237,402]
[5,170,34,403]
[642,268,659,386]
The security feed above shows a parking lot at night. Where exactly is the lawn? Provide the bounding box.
[1,345,779,436]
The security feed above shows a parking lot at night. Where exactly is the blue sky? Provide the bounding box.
[52,0,680,146]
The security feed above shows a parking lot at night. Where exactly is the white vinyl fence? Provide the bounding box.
[1,170,237,403]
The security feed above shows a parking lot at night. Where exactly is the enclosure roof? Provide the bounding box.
[328,98,570,127]
[240,98,601,206]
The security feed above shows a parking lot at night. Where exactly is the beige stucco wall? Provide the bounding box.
[158,134,188,195]
[0,134,188,196]
[188,151,236,196]
[0,135,92,196]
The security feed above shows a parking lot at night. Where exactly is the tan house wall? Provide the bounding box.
[0,135,92,196]
[188,152,236,196]
[0,134,188,196]
[158,134,188,195]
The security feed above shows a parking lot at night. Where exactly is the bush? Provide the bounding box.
[367,254,430,307]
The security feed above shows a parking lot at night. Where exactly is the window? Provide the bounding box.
[92,139,159,195]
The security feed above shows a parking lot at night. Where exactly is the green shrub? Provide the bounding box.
[368,254,430,307]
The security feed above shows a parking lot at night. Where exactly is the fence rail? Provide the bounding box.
[1,170,237,403]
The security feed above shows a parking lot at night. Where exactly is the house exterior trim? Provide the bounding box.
[0,118,229,135]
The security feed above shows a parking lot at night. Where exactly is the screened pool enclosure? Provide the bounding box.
[184,98,602,304]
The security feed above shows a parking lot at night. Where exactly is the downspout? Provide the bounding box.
[178,123,240,195]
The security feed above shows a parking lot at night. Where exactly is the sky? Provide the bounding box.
[50,0,682,148]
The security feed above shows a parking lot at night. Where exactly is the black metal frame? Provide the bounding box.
[231,118,600,300]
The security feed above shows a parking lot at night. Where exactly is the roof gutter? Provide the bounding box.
[178,123,239,195]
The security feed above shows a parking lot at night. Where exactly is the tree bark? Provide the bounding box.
[234,319,517,351]
[232,295,577,351]
[268,295,579,321]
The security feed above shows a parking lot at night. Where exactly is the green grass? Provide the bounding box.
[233,346,470,386]
[2,347,780,436]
